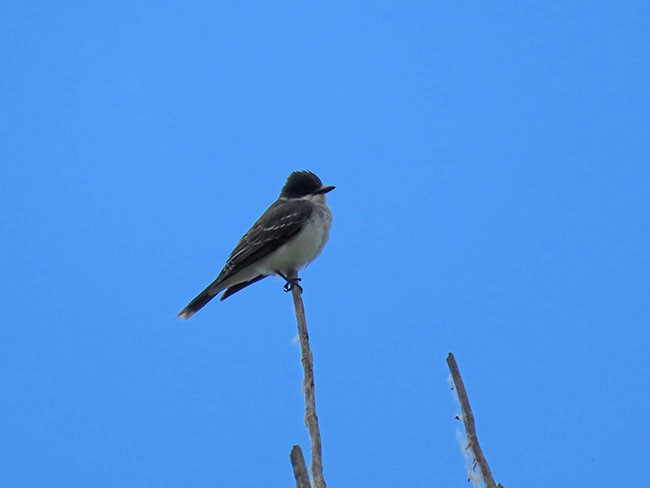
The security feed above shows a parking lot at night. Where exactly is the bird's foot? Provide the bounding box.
[278,273,302,293]
[277,272,303,293]
[283,277,302,293]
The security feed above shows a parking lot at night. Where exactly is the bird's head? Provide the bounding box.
[280,170,335,199]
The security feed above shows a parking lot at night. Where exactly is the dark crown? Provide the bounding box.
[280,171,324,198]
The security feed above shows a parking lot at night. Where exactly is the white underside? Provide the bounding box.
[217,197,332,291]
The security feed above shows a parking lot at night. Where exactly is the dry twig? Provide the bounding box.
[288,271,326,488]
[447,352,502,488]
[290,445,311,488]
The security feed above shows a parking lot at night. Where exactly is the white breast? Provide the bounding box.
[256,201,332,276]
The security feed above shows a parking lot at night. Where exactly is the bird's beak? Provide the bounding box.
[316,185,335,194]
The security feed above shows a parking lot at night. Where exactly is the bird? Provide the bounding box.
[177,170,335,319]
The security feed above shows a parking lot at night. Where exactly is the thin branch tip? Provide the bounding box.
[290,445,311,488]
[447,352,501,488]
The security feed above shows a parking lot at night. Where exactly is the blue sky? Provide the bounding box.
[1,1,649,486]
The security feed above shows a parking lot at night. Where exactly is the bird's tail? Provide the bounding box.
[176,281,219,320]
[177,274,269,319]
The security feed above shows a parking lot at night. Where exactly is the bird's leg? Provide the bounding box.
[277,272,303,294]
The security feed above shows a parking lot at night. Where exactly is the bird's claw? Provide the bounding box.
[283,277,303,293]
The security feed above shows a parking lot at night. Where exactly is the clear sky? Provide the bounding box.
[1,2,649,487]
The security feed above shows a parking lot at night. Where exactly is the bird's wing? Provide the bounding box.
[212,199,313,286]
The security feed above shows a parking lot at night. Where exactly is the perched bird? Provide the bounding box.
[177,170,335,319]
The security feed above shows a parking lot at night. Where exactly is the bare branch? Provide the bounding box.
[447,352,501,488]
[289,271,326,488]
[290,445,311,488]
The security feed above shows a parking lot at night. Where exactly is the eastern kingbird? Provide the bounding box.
[177,170,335,319]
